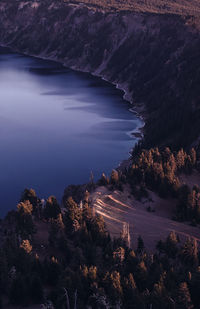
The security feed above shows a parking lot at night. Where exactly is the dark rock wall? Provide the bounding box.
[0,1,200,148]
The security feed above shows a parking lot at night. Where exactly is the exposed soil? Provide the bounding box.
[64,0,200,17]
[90,185,200,251]
[179,169,200,189]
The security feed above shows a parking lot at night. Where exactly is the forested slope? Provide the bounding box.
[1,1,200,307]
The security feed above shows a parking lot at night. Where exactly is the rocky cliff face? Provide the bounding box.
[0,0,200,148]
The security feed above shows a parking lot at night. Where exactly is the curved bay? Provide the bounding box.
[0,48,142,216]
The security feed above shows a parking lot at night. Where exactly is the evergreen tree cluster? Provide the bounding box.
[0,189,200,308]
[98,146,200,223]
[127,147,197,196]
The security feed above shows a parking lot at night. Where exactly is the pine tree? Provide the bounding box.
[176,149,186,170]
[20,239,32,254]
[176,282,193,309]
[180,237,199,268]
[98,173,109,186]
[110,169,119,185]
[43,196,61,220]
[123,273,140,309]
[137,236,145,254]
[151,279,168,309]
[10,275,29,305]
[47,257,61,286]
[110,271,123,300]
[30,275,44,303]
[190,148,196,166]
[16,202,35,237]
[190,269,200,308]
[17,201,33,215]
[64,197,82,234]
[136,260,147,291]
[20,188,39,215]
[165,231,178,257]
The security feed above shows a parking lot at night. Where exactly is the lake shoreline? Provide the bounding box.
[0,43,145,174]
[0,45,144,214]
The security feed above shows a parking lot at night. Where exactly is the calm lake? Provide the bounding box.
[0,48,142,216]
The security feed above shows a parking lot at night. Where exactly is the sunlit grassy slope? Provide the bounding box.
[64,0,200,16]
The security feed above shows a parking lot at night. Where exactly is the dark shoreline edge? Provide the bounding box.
[0,44,145,173]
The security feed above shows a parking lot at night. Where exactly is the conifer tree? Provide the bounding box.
[137,236,145,254]
[110,169,119,185]
[176,282,193,309]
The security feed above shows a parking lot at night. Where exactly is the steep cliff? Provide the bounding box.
[0,0,200,148]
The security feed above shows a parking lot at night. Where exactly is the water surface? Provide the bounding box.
[0,48,142,216]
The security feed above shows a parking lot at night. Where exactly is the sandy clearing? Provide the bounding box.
[179,169,200,189]
[91,186,200,251]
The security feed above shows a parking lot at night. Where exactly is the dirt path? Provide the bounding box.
[91,186,200,251]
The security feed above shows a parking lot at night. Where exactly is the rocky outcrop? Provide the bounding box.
[0,0,200,148]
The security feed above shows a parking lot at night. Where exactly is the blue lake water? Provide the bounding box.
[0,48,142,216]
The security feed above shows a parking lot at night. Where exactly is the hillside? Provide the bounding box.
[1,0,200,149]
[91,183,200,251]
[64,0,200,17]
[1,1,200,307]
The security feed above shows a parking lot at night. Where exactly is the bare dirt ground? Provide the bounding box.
[90,185,200,251]
[63,0,200,20]
[179,169,200,189]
